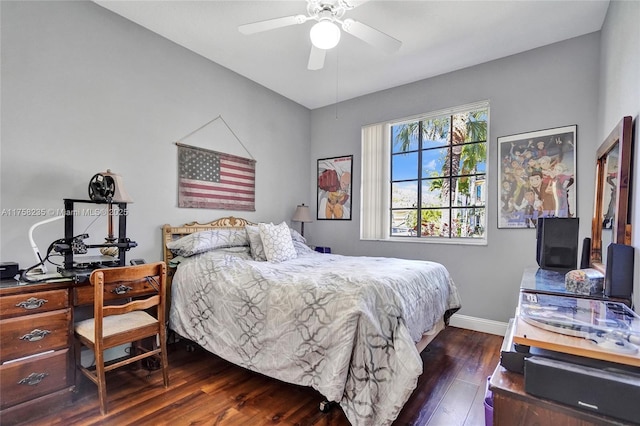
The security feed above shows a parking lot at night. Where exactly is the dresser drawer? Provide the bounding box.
[0,309,71,363]
[74,278,157,306]
[0,349,69,409]
[0,289,69,319]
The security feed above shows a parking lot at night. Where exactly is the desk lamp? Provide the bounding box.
[28,215,64,274]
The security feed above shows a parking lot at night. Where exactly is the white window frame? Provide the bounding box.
[361,101,489,245]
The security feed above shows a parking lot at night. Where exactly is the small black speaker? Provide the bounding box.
[536,217,579,272]
[580,237,591,269]
[604,243,635,299]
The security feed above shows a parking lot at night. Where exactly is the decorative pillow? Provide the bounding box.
[166,228,249,257]
[245,225,267,261]
[259,221,297,263]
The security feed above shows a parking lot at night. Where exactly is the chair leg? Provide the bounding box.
[94,349,108,415]
[73,338,83,390]
[132,340,143,370]
[159,329,169,387]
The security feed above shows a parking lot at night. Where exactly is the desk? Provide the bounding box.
[0,276,157,425]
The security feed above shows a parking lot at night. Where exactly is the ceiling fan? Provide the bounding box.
[238,0,402,70]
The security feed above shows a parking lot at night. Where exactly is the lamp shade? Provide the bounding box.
[101,169,133,203]
[310,21,341,50]
[292,204,313,223]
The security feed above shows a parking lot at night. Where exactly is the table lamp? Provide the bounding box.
[292,204,313,237]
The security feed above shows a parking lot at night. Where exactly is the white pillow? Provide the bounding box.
[245,224,267,261]
[258,221,297,263]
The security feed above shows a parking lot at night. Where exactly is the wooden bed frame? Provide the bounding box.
[161,216,444,353]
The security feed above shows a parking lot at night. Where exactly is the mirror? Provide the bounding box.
[591,116,633,273]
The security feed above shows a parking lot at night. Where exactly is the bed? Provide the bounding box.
[162,217,461,426]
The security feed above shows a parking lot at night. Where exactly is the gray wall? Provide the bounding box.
[309,34,601,323]
[1,1,311,268]
[597,0,640,310]
[1,1,637,324]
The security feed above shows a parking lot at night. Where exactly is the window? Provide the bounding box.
[361,101,489,243]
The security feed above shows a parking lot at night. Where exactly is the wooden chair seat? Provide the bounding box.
[76,311,157,342]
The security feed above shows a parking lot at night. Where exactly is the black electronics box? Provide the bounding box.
[0,262,19,279]
[524,356,640,424]
[536,217,579,272]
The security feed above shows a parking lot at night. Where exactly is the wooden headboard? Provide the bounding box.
[161,216,256,288]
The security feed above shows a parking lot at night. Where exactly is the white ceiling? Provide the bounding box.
[94,0,610,109]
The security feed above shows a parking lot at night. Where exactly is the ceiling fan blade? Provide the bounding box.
[307,45,326,70]
[239,15,308,35]
[341,0,371,9]
[341,18,401,54]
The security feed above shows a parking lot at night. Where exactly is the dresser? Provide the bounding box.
[0,280,75,425]
[489,364,632,425]
[489,267,639,425]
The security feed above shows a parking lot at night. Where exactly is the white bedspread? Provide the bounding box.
[169,247,461,425]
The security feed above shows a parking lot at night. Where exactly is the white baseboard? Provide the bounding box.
[449,314,508,336]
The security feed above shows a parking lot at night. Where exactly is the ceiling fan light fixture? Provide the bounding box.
[310,20,341,50]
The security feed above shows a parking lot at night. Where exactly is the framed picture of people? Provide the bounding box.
[498,125,577,228]
[317,155,352,220]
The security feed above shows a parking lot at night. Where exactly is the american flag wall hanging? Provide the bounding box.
[177,143,256,211]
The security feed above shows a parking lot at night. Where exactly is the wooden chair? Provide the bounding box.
[74,262,169,415]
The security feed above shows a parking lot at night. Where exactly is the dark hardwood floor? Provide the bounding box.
[27,327,503,426]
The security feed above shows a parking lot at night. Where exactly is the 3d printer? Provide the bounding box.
[23,170,137,282]
[56,198,137,280]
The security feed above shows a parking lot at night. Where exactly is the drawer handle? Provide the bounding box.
[20,329,51,342]
[15,297,48,310]
[18,372,48,386]
[112,285,133,295]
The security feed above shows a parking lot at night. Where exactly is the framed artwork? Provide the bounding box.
[498,125,577,229]
[317,155,352,220]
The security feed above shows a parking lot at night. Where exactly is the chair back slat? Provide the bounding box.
[103,295,160,317]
